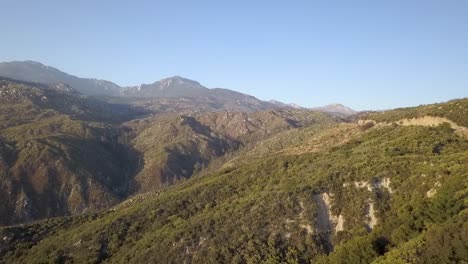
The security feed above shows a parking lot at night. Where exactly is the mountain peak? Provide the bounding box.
[23,60,45,66]
[327,103,345,107]
[311,103,357,116]
[158,76,201,88]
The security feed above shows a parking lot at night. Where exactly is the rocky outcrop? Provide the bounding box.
[313,193,344,234]
[343,177,393,194]
[342,178,393,231]
[375,177,393,194]
[365,201,378,231]
[426,181,441,198]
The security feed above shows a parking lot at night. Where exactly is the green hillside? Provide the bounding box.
[1,99,466,263]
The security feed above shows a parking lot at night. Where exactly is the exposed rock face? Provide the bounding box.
[313,193,344,234]
[343,177,393,194]
[352,181,373,191]
[375,177,393,194]
[365,201,378,231]
[342,178,394,232]
[312,193,343,252]
[426,181,441,198]
[335,214,345,232]
[357,119,377,126]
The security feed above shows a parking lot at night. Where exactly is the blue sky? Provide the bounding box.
[1,0,467,110]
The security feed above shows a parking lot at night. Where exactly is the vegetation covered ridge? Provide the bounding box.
[0,98,466,263]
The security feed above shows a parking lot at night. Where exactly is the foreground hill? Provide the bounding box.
[1,98,466,263]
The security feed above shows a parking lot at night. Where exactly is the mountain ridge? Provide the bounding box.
[0,60,356,116]
[0,61,122,96]
[0,61,299,113]
[0,61,357,115]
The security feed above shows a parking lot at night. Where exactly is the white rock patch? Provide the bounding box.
[335,214,345,232]
[366,201,378,230]
[354,181,373,191]
[426,181,441,198]
[375,177,393,194]
[344,178,393,194]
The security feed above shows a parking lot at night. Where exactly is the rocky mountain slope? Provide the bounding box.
[0,77,336,225]
[0,77,142,226]
[123,110,336,192]
[121,76,209,97]
[1,98,466,263]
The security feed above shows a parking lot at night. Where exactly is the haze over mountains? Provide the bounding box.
[0,61,122,96]
[0,61,356,116]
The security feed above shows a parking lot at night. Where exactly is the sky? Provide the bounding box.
[1,0,467,110]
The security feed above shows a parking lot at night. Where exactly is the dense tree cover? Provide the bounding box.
[373,210,467,264]
[1,110,466,263]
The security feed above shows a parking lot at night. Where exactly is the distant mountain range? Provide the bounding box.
[0,61,356,116]
[0,61,278,112]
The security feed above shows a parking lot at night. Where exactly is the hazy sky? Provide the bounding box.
[1,0,467,110]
